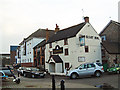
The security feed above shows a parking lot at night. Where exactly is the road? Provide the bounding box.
[2,73,119,89]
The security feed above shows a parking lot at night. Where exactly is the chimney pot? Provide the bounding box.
[55,24,59,33]
[46,28,49,42]
[84,16,89,23]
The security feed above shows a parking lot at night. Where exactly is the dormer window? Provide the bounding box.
[49,43,52,48]
[64,38,68,45]
[101,35,106,41]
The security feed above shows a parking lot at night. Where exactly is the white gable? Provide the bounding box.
[76,23,101,40]
[49,57,55,63]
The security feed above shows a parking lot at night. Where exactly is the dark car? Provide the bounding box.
[23,68,32,77]
[13,64,21,69]
[23,67,45,78]
[30,68,45,78]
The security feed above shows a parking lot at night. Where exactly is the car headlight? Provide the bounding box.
[35,73,39,74]
[116,68,119,70]
[113,69,116,71]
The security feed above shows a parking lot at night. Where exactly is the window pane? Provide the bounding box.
[49,43,52,48]
[85,46,89,52]
[96,63,102,66]
[65,63,69,69]
[65,48,69,55]
[90,64,95,67]
[101,35,106,41]
[64,38,68,45]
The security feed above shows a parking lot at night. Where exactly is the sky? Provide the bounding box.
[0,0,119,54]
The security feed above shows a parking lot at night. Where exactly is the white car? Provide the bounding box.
[67,63,104,79]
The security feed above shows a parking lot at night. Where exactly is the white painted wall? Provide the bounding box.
[49,63,55,72]
[19,37,45,65]
[45,23,102,74]
[56,63,63,73]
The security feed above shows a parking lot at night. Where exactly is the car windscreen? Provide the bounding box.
[96,63,102,66]
[75,64,82,69]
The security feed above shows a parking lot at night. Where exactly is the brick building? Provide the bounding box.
[10,46,19,65]
[99,20,120,70]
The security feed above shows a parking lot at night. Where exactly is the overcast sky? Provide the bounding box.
[0,0,119,54]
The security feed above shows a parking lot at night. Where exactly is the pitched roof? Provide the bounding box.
[19,29,54,45]
[33,39,46,49]
[27,29,54,39]
[47,22,86,43]
[102,41,120,54]
[99,20,120,36]
[48,55,63,63]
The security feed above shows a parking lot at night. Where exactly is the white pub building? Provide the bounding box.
[45,17,102,75]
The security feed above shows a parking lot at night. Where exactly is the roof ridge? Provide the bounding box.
[47,22,86,43]
[26,28,54,39]
[58,22,85,32]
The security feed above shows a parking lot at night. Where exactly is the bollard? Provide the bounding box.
[18,71,19,77]
[61,80,65,90]
[52,75,55,90]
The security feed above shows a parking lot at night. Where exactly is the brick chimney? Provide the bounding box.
[46,28,49,42]
[84,16,89,23]
[55,24,59,33]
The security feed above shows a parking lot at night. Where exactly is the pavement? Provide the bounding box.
[1,76,97,89]
[1,71,119,89]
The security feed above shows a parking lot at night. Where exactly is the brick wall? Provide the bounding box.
[10,51,16,65]
[21,63,33,67]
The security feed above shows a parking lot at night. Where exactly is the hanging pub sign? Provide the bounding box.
[79,36,85,46]
[53,45,63,54]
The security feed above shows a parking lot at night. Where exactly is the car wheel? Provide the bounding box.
[32,74,35,78]
[24,73,27,77]
[41,75,45,78]
[95,71,101,77]
[117,71,120,74]
[16,78,20,84]
[70,73,78,79]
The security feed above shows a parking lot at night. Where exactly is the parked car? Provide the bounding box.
[23,68,32,77]
[0,67,13,76]
[17,67,26,76]
[107,64,120,74]
[30,68,45,78]
[13,64,21,69]
[0,71,8,80]
[19,67,45,78]
[67,62,104,79]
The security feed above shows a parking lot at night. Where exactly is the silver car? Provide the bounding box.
[67,63,104,79]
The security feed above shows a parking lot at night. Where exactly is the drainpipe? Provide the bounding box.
[116,54,118,64]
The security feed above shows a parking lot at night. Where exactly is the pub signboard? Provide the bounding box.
[53,45,63,54]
